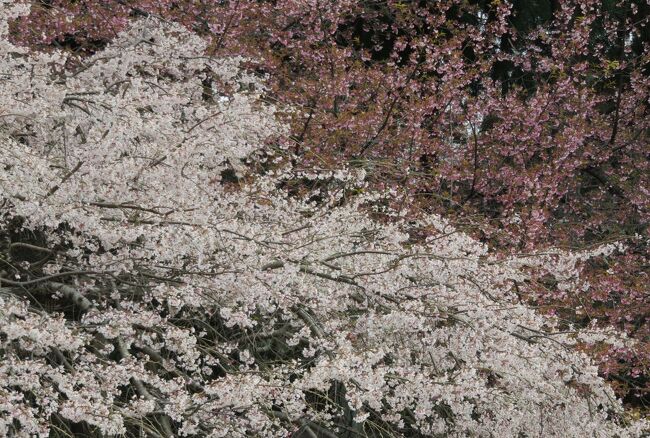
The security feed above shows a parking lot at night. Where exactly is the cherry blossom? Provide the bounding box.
[1,3,648,437]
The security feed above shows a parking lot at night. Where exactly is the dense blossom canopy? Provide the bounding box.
[7,0,648,403]
[0,1,648,437]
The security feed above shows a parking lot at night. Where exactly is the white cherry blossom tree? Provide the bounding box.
[0,2,647,437]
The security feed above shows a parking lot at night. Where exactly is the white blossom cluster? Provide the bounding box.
[0,3,647,437]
